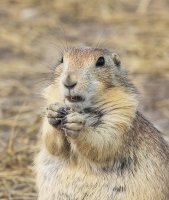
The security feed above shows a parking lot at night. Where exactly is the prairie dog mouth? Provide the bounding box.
[66,95,85,103]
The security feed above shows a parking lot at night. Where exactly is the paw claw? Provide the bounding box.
[48,118,62,126]
[61,117,67,125]
[59,107,69,115]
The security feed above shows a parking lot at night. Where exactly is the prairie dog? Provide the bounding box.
[35,47,169,200]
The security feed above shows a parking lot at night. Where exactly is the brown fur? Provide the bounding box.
[35,47,169,200]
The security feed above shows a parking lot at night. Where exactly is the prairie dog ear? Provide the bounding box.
[112,53,121,67]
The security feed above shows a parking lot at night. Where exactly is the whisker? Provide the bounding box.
[43,41,64,55]
[32,79,51,86]
[35,59,55,71]
[47,30,66,52]
[40,4,66,52]
[98,37,113,49]
[5,40,55,71]
[60,23,69,50]
[29,72,52,76]
[95,27,107,48]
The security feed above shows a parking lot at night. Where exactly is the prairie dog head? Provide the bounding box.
[45,46,137,112]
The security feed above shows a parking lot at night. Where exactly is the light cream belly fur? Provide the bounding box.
[36,150,165,200]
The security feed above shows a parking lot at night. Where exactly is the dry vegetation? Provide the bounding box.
[0,0,169,199]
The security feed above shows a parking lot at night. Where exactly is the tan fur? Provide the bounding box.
[35,47,169,200]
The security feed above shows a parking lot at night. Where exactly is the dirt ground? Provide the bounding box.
[0,0,169,199]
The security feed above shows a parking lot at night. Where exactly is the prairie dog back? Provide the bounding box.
[35,46,169,200]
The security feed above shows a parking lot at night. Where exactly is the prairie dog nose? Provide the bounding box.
[62,73,77,89]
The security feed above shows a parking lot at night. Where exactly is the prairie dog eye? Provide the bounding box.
[96,57,105,67]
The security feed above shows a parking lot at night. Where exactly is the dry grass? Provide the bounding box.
[0,0,169,199]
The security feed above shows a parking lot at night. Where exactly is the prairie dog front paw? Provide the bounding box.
[61,112,86,139]
[46,102,69,129]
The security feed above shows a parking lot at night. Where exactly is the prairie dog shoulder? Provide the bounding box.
[35,46,169,200]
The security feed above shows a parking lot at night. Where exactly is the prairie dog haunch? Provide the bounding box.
[35,46,169,200]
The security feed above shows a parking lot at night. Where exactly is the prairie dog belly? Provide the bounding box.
[36,151,126,200]
[36,150,167,200]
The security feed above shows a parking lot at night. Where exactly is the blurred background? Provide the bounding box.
[0,0,169,199]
